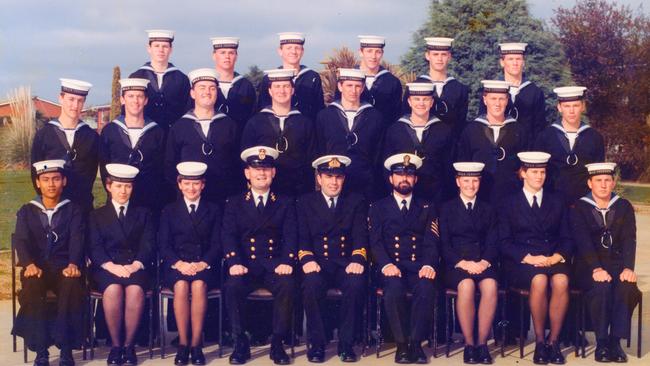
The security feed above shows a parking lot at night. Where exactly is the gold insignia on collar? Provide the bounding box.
[270,193,277,202]
[245,192,251,201]
[258,148,267,160]
[403,155,411,166]
[329,158,341,168]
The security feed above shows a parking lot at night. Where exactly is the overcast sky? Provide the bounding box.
[0,0,647,105]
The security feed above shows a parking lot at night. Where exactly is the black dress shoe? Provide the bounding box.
[307,344,325,363]
[229,336,251,365]
[595,345,611,363]
[463,345,478,364]
[476,344,492,364]
[190,347,206,365]
[269,341,290,365]
[122,346,138,365]
[59,348,75,366]
[409,342,427,364]
[33,350,49,366]
[609,341,628,363]
[106,347,122,365]
[548,341,565,364]
[533,342,548,365]
[395,343,411,364]
[338,343,357,363]
[174,345,190,365]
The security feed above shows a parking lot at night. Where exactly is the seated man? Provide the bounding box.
[571,162,641,363]
[12,160,86,366]
[297,155,368,362]
[368,153,440,364]
[222,146,297,365]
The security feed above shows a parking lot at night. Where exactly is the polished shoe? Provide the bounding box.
[122,346,138,365]
[594,345,611,363]
[395,343,411,364]
[533,342,548,365]
[33,350,49,366]
[409,342,427,364]
[190,347,205,365]
[547,341,565,364]
[107,347,122,365]
[338,343,357,363]
[174,345,190,365]
[463,345,478,364]
[476,344,492,364]
[307,344,325,363]
[229,335,251,365]
[609,341,628,363]
[269,339,290,365]
[59,348,75,366]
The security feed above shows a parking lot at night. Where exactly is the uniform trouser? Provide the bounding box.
[224,267,294,338]
[584,279,641,340]
[381,271,436,343]
[12,266,86,351]
[302,262,366,346]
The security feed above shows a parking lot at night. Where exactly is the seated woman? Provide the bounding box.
[89,163,154,365]
[440,162,498,364]
[498,152,572,365]
[159,162,222,365]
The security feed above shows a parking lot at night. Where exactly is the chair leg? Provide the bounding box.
[90,297,96,360]
[432,298,438,358]
[574,295,580,357]
[581,299,586,358]
[218,295,223,358]
[149,295,154,359]
[376,296,381,358]
[23,342,27,363]
[519,295,525,359]
[159,294,165,359]
[290,304,295,358]
[500,291,507,358]
[445,295,451,357]
[637,295,643,358]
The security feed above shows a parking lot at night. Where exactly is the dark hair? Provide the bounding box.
[148,40,172,46]
[176,177,206,184]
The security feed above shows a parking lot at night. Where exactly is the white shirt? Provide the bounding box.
[523,188,543,207]
[393,192,412,210]
[413,126,425,142]
[488,124,503,143]
[459,195,477,210]
[156,72,164,89]
[184,197,201,213]
[127,128,143,147]
[63,128,76,147]
[344,111,356,131]
[219,81,232,99]
[197,119,212,137]
[566,132,578,150]
[365,75,376,90]
[111,200,129,217]
[321,192,339,208]
[509,86,520,102]
[277,115,287,132]
[433,82,444,97]
[251,188,270,206]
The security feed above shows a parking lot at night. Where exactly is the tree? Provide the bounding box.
[109,66,121,121]
[401,0,573,120]
[245,65,265,94]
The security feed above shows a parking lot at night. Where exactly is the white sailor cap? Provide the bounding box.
[517,151,551,168]
[312,155,351,174]
[176,161,208,180]
[211,37,239,49]
[188,68,220,87]
[146,29,174,43]
[406,82,435,96]
[265,69,296,82]
[481,80,510,94]
[278,32,305,45]
[241,146,279,167]
[554,86,587,102]
[384,153,422,173]
[358,35,385,48]
[453,162,485,177]
[119,78,149,93]
[33,160,66,175]
[338,68,365,82]
[424,37,453,51]
[105,163,139,182]
[60,78,92,96]
[499,42,528,55]
[585,162,617,176]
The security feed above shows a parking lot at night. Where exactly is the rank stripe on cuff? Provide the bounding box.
[298,250,314,260]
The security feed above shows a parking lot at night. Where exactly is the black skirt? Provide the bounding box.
[92,267,150,292]
[443,265,498,289]
[506,261,570,289]
[163,264,218,289]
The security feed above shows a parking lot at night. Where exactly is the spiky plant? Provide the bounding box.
[1,87,36,167]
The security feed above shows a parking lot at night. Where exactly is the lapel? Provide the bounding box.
[102,204,128,242]
[404,197,424,226]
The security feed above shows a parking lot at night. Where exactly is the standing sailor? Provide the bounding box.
[130,30,190,131]
[31,78,98,213]
[211,37,257,128]
[257,32,325,121]
[242,69,316,197]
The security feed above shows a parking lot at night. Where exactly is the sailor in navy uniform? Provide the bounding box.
[257,32,325,121]
[88,164,155,365]
[571,163,640,363]
[479,43,547,147]
[402,37,469,141]
[498,152,572,365]
[129,30,190,130]
[242,69,316,197]
[297,155,368,363]
[368,153,439,364]
[210,37,257,128]
[31,78,98,213]
[385,82,453,204]
[316,68,384,202]
[440,162,498,364]
[12,160,86,366]
[165,68,241,204]
[534,86,605,204]
[222,146,297,365]
[457,80,526,203]
[159,162,222,365]
[99,78,165,212]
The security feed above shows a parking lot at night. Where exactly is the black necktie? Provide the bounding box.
[257,195,264,213]
[189,203,197,220]
[401,199,408,216]
[467,202,473,211]
[532,195,540,211]
[329,197,336,212]
[118,206,125,223]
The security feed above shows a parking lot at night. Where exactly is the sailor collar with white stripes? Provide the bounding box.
[329,100,374,116]
[551,121,591,135]
[275,65,312,81]
[260,108,302,118]
[418,75,455,85]
[398,115,441,129]
[29,198,71,226]
[48,119,88,131]
[138,62,180,76]
[111,117,158,133]
[474,116,517,127]
[181,110,228,122]
[580,192,621,226]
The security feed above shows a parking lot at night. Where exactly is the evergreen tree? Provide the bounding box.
[109,66,121,122]
[245,65,265,94]
[401,0,573,120]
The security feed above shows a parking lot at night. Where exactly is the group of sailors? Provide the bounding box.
[11,28,641,366]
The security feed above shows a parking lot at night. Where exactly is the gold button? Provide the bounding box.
[269,255,273,259]
[226,254,230,258]
[269,239,274,244]
[394,236,399,241]
[324,244,328,249]
[411,258,416,262]
[395,244,400,248]
[269,246,273,251]
[324,252,329,257]
[250,246,256,251]
[412,245,416,249]
[340,236,346,241]
[323,236,328,241]
[394,252,400,256]
[289,253,294,258]
[340,244,345,248]
[341,252,345,256]
[251,254,256,259]
[250,238,255,243]
[412,236,416,241]
[230,251,236,256]
[396,258,400,262]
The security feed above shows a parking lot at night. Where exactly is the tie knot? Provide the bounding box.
[190,204,196,213]
[467,202,473,210]
[401,199,407,205]
[119,206,125,213]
